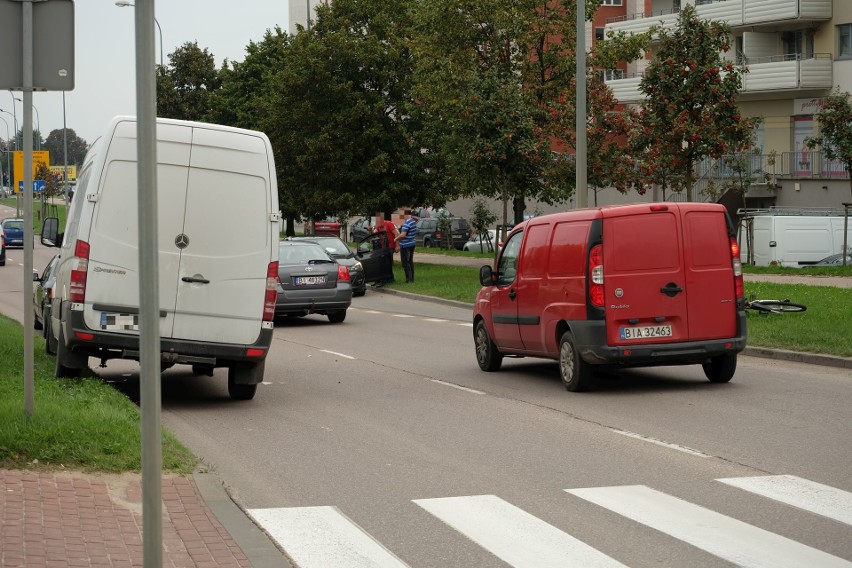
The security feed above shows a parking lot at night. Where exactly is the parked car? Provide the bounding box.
[353,232,395,285]
[0,225,5,266]
[0,218,25,248]
[349,217,373,242]
[276,241,352,323]
[415,217,471,250]
[810,253,852,266]
[0,185,10,198]
[304,216,341,237]
[473,203,746,391]
[464,229,501,253]
[33,254,61,353]
[285,235,367,297]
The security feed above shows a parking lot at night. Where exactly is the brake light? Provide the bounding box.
[588,244,604,307]
[337,264,351,282]
[245,348,266,358]
[69,240,90,303]
[730,237,744,299]
[263,262,278,322]
[435,230,442,239]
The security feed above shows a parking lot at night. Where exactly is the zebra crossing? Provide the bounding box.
[247,474,852,568]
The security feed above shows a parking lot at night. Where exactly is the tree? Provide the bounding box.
[634,5,757,201]
[156,42,222,121]
[43,128,89,171]
[806,87,852,199]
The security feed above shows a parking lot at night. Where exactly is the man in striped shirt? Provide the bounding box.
[395,209,418,283]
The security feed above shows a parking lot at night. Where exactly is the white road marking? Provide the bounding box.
[320,349,355,360]
[457,322,474,327]
[363,310,382,314]
[413,494,628,568]
[610,428,711,457]
[391,314,415,318]
[248,506,410,568]
[567,485,852,568]
[718,475,852,525]
[424,318,447,323]
[430,379,485,395]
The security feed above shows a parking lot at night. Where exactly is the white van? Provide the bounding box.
[41,117,280,400]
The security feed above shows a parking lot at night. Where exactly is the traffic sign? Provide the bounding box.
[18,180,46,193]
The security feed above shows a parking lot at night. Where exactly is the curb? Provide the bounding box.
[374,287,852,370]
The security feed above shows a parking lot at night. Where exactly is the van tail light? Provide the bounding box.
[69,240,90,303]
[435,230,442,239]
[588,244,604,307]
[263,262,278,322]
[337,264,351,282]
[730,237,744,299]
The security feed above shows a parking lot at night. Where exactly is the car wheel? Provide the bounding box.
[55,327,86,378]
[474,320,503,372]
[558,330,592,392]
[702,353,736,383]
[228,361,263,400]
[34,310,43,330]
[44,312,58,355]
[327,309,347,323]
[192,364,215,376]
[353,289,366,297]
[425,239,433,248]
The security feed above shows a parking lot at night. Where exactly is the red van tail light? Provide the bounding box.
[730,237,744,299]
[589,244,604,307]
[69,240,90,303]
[337,264,351,282]
[263,262,278,322]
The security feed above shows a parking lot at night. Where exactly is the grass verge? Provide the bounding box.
[0,314,197,473]
[385,262,852,358]
[1,197,69,234]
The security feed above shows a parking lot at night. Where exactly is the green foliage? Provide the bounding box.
[42,128,89,170]
[635,5,757,200]
[469,198,498,237]
[157,42,222,121]
[0,315,196,472]
[805,87,852,198]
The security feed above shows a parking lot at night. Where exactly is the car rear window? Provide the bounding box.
[279,244,331,263]
[4,220,23,230]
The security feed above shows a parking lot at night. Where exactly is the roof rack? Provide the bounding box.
[737,206,846,217]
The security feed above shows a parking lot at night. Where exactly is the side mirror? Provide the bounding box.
[479,265,495,287]
[41,217,60,248]
[32,271,40,282]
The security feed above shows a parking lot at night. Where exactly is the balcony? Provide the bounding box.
[605,53,832,103]
[605,0,831,38]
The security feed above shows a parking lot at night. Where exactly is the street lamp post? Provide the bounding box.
[6,92,20,149]
[0,115,9,190]
[115,1,163,67]
[31,104,40,150]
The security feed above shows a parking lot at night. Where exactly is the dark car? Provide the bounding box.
[285,235,367,297]
[811,253,852,266]
[304,216,341,237]
[415,217,471,250]
[354,232,396,285]
[349,217,373,242]
[0,218,25,248]
[276,241,352,323]
[33,254,60,353]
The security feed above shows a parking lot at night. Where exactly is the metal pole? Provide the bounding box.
[8,91,19,150]
[62,93,69,199]
[0,116,9,191]
[135,0,163,565]
[843,203,850,267]
[575,0,588,208]
[21,1,35,418]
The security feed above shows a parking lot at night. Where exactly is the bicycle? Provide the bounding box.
[745,297,807,314]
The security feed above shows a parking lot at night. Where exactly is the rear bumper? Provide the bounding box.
[572,312,747,366]
[275,287,352,315]
[62,304,272,366]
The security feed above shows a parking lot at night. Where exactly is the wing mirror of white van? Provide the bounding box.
[479,265,495,286]
[41,217,61,247]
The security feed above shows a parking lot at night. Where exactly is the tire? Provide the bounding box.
[474,320,503,372]
[756,300,807,313]
[353,289,366,297]
[558,330,592,392]
[192,364,215,376]
[228,361,263,400]
[702,353,737,383]
[327,309,347,323]
[425,239,433,248]
[34,310,43,331]
[44,314,58,355]
[55,327,86,378]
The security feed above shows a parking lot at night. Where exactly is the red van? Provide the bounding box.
[473,203,747,391]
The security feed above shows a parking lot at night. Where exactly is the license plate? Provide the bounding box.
[619,324,672,340]
[295,275,326,286]
[100,312,139,331]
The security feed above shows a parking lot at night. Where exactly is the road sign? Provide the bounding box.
[18,179,45,193]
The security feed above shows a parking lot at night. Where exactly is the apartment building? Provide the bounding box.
[603,0,852,209]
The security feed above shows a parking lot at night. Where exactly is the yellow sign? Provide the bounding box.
[50,165,77,182]
[12,151,50,193]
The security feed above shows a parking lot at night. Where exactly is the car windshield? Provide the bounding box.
[279,243,335,264]
[313,238,350,256]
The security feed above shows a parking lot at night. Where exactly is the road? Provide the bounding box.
[1,202,850,567]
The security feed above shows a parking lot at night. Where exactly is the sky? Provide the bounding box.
[3,1,290,148]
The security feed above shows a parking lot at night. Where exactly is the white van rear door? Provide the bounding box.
[168,126,273,345]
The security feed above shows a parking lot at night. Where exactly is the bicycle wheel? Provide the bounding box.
[754,300,807,313]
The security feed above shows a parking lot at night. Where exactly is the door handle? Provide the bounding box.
[660,282,683,297]
[182,276,210,284]
[508,289,516,300]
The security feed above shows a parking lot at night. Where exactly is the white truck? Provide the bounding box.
[739,208,852,267]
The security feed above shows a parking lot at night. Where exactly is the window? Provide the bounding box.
[839,24,852,58]
[497,232,523,286]
[600,0,623,5]
[595,27,605,41]
[599,69,625,81]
